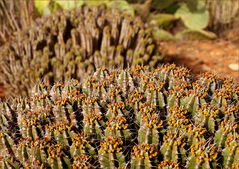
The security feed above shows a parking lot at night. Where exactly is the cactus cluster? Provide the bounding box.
[205,0,239,31]
[0,64,238,168]
[0,0,32,45]
[0,4,161,97]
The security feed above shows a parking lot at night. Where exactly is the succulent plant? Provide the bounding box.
[0,4,161,97]
[0,64,238,168]
[0,0,33,45]
[205,0,239,31]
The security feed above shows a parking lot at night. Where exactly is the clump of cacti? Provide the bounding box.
[205,0,239,32]
[0,4,161,97]
[0,64,238,168]
[0,0,33,45]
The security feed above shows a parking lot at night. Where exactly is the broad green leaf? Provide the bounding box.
[176,29,217,40]
[109,1,135,16]
[149,13,177,27]
[152,0,176,10]
[175,1,209,30]
[86,0,110,6]
[48,0,62,13]
[34,0,50,15]
[153,28,175,41]
[165,3,180,13]
[54,0,84,10]
[127,0,144,3]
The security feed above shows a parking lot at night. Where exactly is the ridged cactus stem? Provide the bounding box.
[225,146,238,168]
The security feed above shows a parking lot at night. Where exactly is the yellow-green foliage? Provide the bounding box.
[0,64,238,168]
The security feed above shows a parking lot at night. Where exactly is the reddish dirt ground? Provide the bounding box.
[0,84,4,99]
[159,39,239,82]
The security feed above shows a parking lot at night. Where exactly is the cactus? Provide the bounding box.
[0,4,161,97]
[0,0,33,45]
[0,64,238,168]
[205,0,239,31]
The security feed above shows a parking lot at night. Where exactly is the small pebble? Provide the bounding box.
[228,64,239,71]
[202,65,211,71]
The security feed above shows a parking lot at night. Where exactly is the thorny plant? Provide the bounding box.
[0,4,161,97]
[0,64,238,168]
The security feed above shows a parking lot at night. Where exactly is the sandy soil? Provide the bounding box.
[159,39,239,82]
